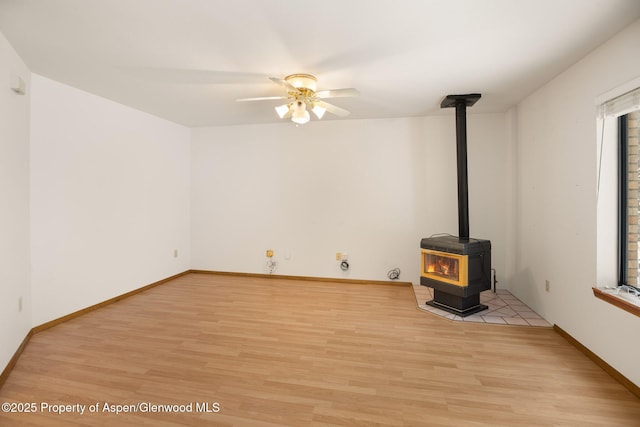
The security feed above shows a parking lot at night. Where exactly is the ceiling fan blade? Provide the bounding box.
[316,100,350,117]
[269,76,298,92]
[236,96,289,102]
[315,88,360,99]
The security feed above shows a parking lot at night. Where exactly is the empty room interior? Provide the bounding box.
[1,1,640,425]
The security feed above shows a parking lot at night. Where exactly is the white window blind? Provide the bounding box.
[598,86,640,118]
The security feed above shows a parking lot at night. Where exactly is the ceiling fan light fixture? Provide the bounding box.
[275,103,290,118]
[312,104,326,119]
[291,108,310,124]
[294,100,306,112]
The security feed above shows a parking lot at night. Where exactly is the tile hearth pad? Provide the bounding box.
[412,285,550,327]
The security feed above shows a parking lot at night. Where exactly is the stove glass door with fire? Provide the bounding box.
[421,249,468,287]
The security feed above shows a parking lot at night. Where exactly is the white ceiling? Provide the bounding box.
[1,0,639,127]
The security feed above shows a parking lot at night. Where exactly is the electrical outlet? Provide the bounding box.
[545,280,550,292]
[342,252,348,261]
[336,252,342,261]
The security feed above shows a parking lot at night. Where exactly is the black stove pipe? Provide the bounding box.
[440,94,481,242]
[455,100,470,241]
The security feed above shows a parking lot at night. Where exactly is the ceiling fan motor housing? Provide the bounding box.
[285,74,317,92]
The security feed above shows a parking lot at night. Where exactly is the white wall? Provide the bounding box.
[0,33,31,372]
[514,19,640,385]
[30,75,191,326]
[191,114,509,287]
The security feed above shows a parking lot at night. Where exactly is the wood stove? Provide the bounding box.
[420,94,492,316]
[421,235,491,316]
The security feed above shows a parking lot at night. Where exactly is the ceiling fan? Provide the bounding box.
[236,74,359,124]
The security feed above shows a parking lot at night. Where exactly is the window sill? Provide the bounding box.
[593,287,640,317]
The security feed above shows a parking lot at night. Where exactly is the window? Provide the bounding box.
[619,111,640,290]
[595,85,640,315]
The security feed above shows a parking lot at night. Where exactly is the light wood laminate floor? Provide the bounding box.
[1,273,638,426]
